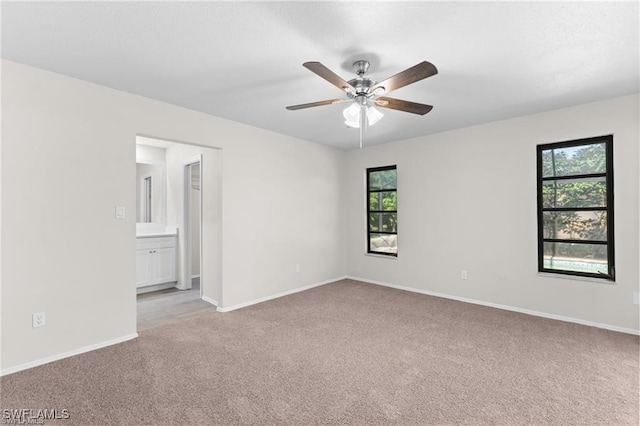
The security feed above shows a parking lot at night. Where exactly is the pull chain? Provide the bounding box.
[359,104,366,149]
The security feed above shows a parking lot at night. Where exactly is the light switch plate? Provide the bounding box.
[33,312,46,328]
[115,206,126,219]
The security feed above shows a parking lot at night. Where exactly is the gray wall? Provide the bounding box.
[1,60,347,372]
[346,94,639,333]
[2,58,636,375]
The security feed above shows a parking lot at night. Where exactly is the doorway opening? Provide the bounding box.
[135,135,221,331]
[182,158,202,297]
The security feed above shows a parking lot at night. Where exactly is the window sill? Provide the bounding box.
[365,253,398,260]
[537,272,615,284]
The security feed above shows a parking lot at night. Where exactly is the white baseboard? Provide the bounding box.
[217,276,347,313]
[348,276,640,336]
[201,295,218,307]
[1,333,138,377]
[136,282,176,294]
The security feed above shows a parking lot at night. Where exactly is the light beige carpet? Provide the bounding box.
[1,279,638,425]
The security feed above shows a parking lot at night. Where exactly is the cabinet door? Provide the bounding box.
[136,250,152,288]
[154,247,177,284]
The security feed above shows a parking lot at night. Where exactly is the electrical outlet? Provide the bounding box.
[633,292,639,305]
[33,312,46,328]
[461,270,468,280]
[295,264,301,273]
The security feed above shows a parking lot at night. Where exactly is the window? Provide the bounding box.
[536,135,614,280]
[367,165,397,256]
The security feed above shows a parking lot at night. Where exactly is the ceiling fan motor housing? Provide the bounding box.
[347,77,377,97]
[346,60,378,99]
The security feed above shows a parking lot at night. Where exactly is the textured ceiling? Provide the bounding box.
[2,1,638,150]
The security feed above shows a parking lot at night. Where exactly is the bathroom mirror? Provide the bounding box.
[136,161,166,224]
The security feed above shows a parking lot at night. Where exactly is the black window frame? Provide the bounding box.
[536,135,615,281]
[366,165,398,257]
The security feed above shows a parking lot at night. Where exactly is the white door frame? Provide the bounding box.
[180,155,203,295]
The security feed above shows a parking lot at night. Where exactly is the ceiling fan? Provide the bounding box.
[286,59,438,146]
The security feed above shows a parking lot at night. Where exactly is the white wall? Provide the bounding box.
[136,144,166,163]
[1,60,347,372]
[346,94,640,333]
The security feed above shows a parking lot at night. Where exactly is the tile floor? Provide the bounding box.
[137,278,215,331]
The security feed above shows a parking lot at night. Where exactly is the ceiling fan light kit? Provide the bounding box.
[286,59,438,147]
[343,104,384,128]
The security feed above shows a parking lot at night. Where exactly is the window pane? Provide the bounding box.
[542,211,607,241]
[369,213,397,232]
[542,143,606,178]
[543,242,608,274]
[370,233,397,254]
[369,169,397,190]
[542,177,606,208]
[369,191,397,211]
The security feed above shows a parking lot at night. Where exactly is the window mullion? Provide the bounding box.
[541,172,607,181]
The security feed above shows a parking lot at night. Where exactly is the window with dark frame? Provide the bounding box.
[367,165,397,256]
[537,135,614,280]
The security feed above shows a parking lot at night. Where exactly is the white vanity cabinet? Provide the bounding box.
[136,235,177,288]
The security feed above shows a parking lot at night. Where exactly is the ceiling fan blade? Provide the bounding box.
[286,98,349,110]
[374,97,433,115]
[370,61,438,95]
[303,62,356,94]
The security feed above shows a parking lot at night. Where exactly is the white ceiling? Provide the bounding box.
[2,1,638,150]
